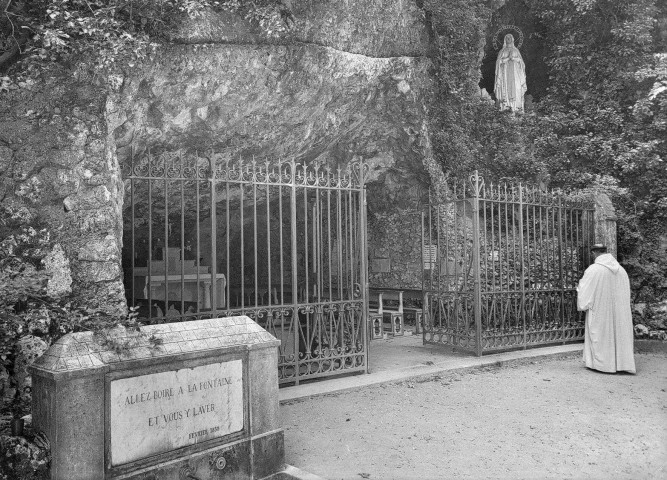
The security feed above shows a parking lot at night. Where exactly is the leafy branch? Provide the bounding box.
[0,0,294,77]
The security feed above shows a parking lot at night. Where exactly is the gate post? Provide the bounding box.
[558,196,566,344]
[592,193,617,257]
[360,181,369,374]
[471,172,483,356]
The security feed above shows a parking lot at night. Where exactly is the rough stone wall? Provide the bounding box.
[112,0,434,172]
[0,69,126,315]
[111,43,431,167]
[290,0,429,57]
[368,211,423,290]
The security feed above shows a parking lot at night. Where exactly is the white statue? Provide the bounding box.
[494,33,527,112]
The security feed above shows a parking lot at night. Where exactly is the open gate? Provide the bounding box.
[421,172,595,355]
[122,150,369,384]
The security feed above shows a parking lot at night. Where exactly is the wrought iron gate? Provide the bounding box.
[421,172,595,355]
[122,150,369,384]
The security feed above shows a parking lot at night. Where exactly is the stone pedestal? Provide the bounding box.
[29,316,283,480]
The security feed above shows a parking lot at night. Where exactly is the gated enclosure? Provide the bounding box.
[422,172,595,355]
[122,150,369,384]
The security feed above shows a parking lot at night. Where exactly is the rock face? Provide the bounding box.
[1,0,439,313]
[369,212,424,289]
[171,0,429,57]
[42,244,73,298]
[112,0,435,213]
[0,72,126,316]
[634,323,649,337]
[112,43,432,211]
[113,44,430,163]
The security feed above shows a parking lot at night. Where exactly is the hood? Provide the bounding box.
[595,253,621,273]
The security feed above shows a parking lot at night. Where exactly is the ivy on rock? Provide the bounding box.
[0,0,293,79]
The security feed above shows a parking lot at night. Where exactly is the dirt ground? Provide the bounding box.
[281,352,667,480]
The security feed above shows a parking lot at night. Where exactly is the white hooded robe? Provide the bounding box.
[576,253,636,373]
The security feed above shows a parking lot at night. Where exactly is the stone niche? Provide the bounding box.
[28,316,282,480]
[479,0,550,102]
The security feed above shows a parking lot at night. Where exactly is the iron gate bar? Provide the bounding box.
[264,169,270,304]
[472,172,482,356]
[290,167,298,379]
[558,198,564,339]
[518,185,526,347]
[195,171,200,317]
[225,178,230,316]
[210,173,217,313]
[180,175,185,316]
[147,165,152,316]
[239,174,244,309]
[130,154,135,315]
[163,174,168,312]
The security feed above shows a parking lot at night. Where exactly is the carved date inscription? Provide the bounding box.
[109,360,243,466]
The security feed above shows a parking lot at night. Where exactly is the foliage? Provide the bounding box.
[425,0,666,304]
[0,203,140,421]
[0,203,161,480]
[0,0,292,81]
[0,205,50,376]
[525,0,667,303]
[0,434,49,480]
[450,103,549,184]
[424,0,494,181]
[424,0,549,185]
[1,97,162,480]
[425,0,490,99]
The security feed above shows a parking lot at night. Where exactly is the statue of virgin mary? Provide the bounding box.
[494,33,527,112]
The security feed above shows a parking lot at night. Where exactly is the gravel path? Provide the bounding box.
[281,352,667,480]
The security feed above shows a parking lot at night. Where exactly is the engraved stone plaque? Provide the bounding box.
[109,359,243,466]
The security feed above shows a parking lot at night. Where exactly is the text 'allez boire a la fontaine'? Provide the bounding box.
[124,376,234,428]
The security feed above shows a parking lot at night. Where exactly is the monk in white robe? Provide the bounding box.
[576,245,636,373]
